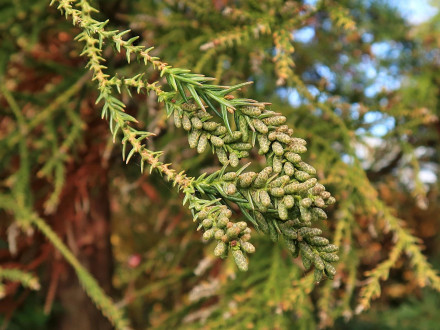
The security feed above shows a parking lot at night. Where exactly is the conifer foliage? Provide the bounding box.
[1,0,440,329]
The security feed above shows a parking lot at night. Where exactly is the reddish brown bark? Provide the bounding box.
[51,112,114,330]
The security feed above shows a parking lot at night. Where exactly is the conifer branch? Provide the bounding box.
[0,267,41,297]
[53,0,339,280]
[348,171,440,312]
[0,195,131,330]
[29,213,131,330]
[2,0,438,327]
[0,195,130,329]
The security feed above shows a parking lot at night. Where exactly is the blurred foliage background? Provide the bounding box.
[1,0,440,329]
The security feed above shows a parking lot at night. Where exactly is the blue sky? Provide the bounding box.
[288,0,439,184]
[303,0,438,25]
[290,0,438,137]
[391,0,438,24]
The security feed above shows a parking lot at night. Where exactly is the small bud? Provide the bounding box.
[229,142,252,151]
[223,131,242,143]
[326,197,336,205]
[269,187,285,198]
[238,172,257,188]
[188,130,201,148]
[258,134,271,154]
[283,195,295,208]
[269,175,290,188]
[239,116,249,141]
[182,114,192,131]
[215,229,225,240]
[281,227,297,239]
[241,106,262,116]
[191,116,203,130]
[262,116,287,126]
[311,207,327,220]
[217,217,229,228]
[202,218,213,228]
[182,103,198,112]
[203,229,215,241]
[275,132,292,144]
[307,236,329,246]
[314,197,326,208]
[284,162,295,176]
[237,221,248,230]
[268,131,277,141]
[272,141,284,156]
[229,152,239,167]
[241,241,255,254]
[241,233,251,242]
[284,182,302,194]
[203,121,219,131]
[300,206,312,222]
[219,208,232,218]
[197,210,208,220]
[285,152,301,164]
[291,137,306,145]
[212,125,227,135]
[259,190,272,207]
[277,125,289,133]
[278,202,288,220]
[210,135,224,147]
[197,133,208,153]
[317,244,339,253]
[292,218,311,227]
[299,227,322,237]
[320,191,331,199]
[232,249,249,271]
[273,156,283,173]
[226,226,240,239]
[304,178,318,189]
[252,119,268,134]
[225,183,237,195]
[312,184,326,195]
[173,111,182,128]
[300,198,312,208]
[197,110,212,119]
[214,242,227,257]
[296,161,316,175]
[216,148,229,165]
[320,253,339,262]
[289,143,307,154]
[295,170,311,182]
[236,150,249,158]
[299,242,315,260]
[223,172,237,181]
[254,167,272,188]
[313,255,325,270]
[324,262,336,277]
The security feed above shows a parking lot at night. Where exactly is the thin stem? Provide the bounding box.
[30,213,131,330]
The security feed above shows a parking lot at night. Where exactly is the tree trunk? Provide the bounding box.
[52,118,114,330]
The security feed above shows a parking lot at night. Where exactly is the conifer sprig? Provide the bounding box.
[0,195,131,330]
[53,0,338,280]
[0,267,40,298]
